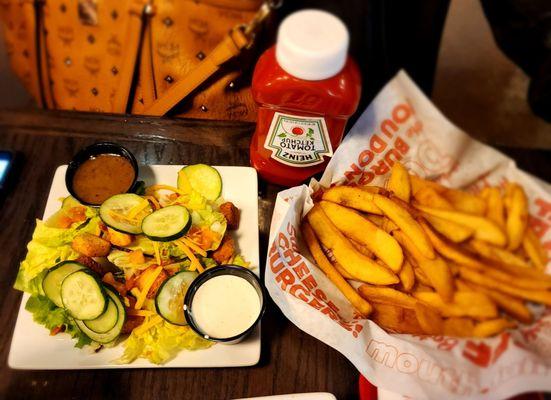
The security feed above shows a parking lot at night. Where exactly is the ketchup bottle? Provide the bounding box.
[250,9,362,187]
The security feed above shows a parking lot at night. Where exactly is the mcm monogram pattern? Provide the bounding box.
[1,0,262,121]
[132,0,261,121]
[38,0,142,112]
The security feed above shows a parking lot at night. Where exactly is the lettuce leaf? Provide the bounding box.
[107,249,158,278]
[25,295,93,348]
[14,217,102,295]
[231,254,250,268]
[116,320,213,364]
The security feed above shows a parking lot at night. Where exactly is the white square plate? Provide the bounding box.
[8,165,260,369]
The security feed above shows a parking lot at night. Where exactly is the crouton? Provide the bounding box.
[219,202,240,230]
[72,233,111,257]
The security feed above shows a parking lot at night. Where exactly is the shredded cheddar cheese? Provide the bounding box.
[180,237,207,257]
[127,198,150,219]
[146,185,187,196]
[109,210,137,222]
[144,195,161,210]
[127,309,155,317]
[133,315,163,336]
[153,241,162,266]
[176,241,204,273]
[134,266,163,309]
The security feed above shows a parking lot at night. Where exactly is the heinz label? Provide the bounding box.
[264,112,333,167]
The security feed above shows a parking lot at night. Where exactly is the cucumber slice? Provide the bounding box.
[42,261,86,307]
[61,270,107,320]
[75,287,126,344]
[99,193,152,234]
[83,298,118,333]
[155,271,198,325]
[141,205,191,242]
[178,164,222,201]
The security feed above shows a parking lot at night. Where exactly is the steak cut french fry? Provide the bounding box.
[414,302,444,335]
[482,187,506,228]
[409,175,445,195]
[468,239,531,269]
[459,267,551,306]
[414,291,497,320]
[416,205,507,247]
[457,279,533,324]
[480,266,551,291]
[399,260,415,292]
[442,188,486,215]
[370,302,425,335]
[304,177,548,338]
[358,284,417,309]
[413,265,432,287]
[394,231,454,302]
[504,183,528,251]
[473,319,516,338]
[422,213,474,243]
[322,186,382,215]
[444,318,474,337]
[302,222,372,316]
[414,187,454,210]
[366,214,384,227]
[319,201,404,272]
[523,228,548,270]
[306,205,399,285]
[419,220,485,270]
[333,262,355,280]
[386,162,411,202]
[348,238,375,259]
[373,194,435,259]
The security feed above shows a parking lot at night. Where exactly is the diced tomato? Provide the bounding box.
[102,272,127,296]
[57,215,74,229]
[50,326,64,336]
[66,206,87,222]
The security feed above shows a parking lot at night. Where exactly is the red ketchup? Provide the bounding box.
[250,9,362,186]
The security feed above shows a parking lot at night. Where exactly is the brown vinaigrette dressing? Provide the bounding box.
[72,154,135,205]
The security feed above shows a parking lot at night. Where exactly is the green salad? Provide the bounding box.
[14,164,249,364]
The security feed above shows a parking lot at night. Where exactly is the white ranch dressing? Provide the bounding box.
[192,275,261,339]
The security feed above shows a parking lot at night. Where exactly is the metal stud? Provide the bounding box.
[138,98,144,104]
[163,17,173,27]
[91,88,98,96]
[87,34,95,44]
[64,57,72,66]
[196,51,205,61]
[111,66,118,75]
[164,75,174,84]
[228,81,235,90]
[200,105,208,112]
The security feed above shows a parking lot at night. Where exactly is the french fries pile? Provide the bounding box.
[302,163,549,338]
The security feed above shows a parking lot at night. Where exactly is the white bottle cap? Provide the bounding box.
[276,9,349,81]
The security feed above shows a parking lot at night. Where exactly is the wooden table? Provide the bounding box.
[0,109,549,400]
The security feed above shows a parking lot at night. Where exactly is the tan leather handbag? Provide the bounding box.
[0,0,276,121]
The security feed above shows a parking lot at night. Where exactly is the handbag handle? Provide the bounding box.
[114,0,152,113]
[143,1,278,116]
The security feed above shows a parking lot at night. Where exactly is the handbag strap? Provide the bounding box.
[144,1,277,116]
[113,0,152,113]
